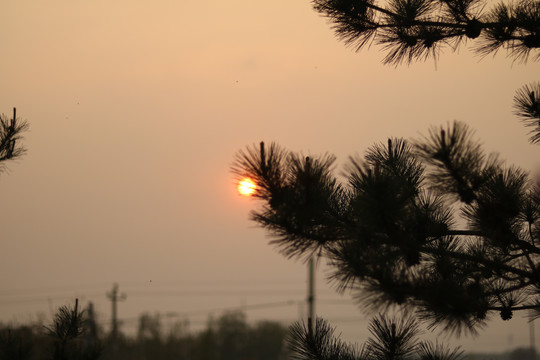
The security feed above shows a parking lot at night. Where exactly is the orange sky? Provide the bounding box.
[1,0,539,353]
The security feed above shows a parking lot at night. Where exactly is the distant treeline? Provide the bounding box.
[0,302,289,360]
[1,301,537,360]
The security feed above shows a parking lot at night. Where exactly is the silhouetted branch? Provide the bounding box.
[0,108,28,173]
[313,0,540,64]
[233,122,540,336]
[514,82,540,144]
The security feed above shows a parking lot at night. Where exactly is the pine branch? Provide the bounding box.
[365,315,420,359]
[513,82,540,144]
[0,109,28,173]
[421,245,534,280]
[312,0,540,64]
[416,341,464,360]
[287,318,365,360]
[233,117,539,336]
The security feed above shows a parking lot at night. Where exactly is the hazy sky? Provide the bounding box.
[1,0,539,353]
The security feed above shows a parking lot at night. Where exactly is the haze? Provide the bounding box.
[1,0,539,353]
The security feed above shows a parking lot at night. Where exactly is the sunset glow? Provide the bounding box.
[2,0,537,353]
[238,178,256,196]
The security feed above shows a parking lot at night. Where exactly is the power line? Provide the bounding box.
[118,299,300,324]
[0,282,115,296]
[0,288,343,305]
[0,293,105,305]
[126,289,311,297]
[0,278,311,297]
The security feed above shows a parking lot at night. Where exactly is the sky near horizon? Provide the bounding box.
[1,0,539,353]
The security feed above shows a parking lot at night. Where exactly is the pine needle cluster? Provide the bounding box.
[311,0,540,64]
[232,121,540,336]
[287,316,463,360]
[513,82,540,144]
[0,109,28,173]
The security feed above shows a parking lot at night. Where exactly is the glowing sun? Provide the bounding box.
[238,178,256,196]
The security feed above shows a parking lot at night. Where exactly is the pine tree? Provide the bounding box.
[514,82,540,144]
[311,0,540,65]
[46,299,86,360]
[232,1,539,357]
[232,119,539,330]
[232,118,538,358]
[0,108,28,173]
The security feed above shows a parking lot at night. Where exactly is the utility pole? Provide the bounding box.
[107,283,126,342]
[87,301,98,340]
[307,257,315,336]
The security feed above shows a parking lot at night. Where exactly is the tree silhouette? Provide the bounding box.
[45,300,103,360]
[288,316,463,360]
[313,0,540,144]
[46,299,86,360]
[232,119,539,356]
[514,81,540,144]
[232,2,538,357]
[0,108,28,174]
[312,0,540,65]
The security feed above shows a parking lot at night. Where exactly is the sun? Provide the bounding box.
[238,178,256,196]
